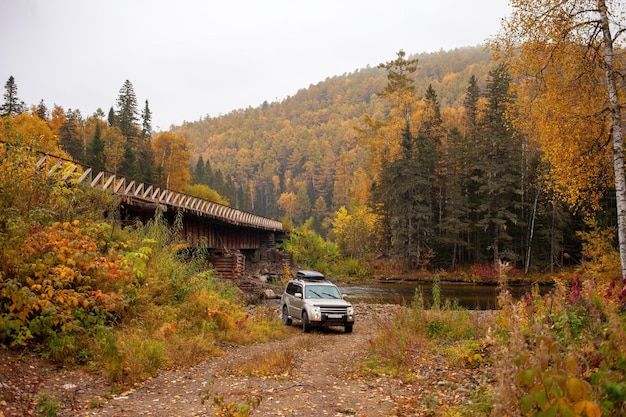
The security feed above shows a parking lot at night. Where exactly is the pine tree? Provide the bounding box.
[35,99,48,120]
[360,50,420,179]
[115,80,140,177]
[474,64,524,266]
[1,76,25,117]
[373,121,435,264]
[193,155,206,184]
[137,100,154,183]
[116,80,139,140]
[107,107,115,126]
[87,123,105,171]
[461,75,484,263]
[462,75,480,138]
[59,109,83,160]
[141,99,152,139]
[439,127,473,267]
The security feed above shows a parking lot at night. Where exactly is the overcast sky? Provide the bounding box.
[1,0,511,131]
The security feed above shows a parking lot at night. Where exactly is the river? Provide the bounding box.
[340,281,551,310]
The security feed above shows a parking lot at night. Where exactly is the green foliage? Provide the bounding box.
[279,221,338,273]
[35,393,59,417]
[362,297,490,383]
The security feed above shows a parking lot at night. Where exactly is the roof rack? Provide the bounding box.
[295,270,327,281]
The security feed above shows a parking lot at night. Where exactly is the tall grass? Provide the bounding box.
[362,287,493,383]
[89,214,294,384]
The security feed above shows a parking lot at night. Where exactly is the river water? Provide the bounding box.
[340,281,551,310]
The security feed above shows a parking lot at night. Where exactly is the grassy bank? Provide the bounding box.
[361,276,625,416]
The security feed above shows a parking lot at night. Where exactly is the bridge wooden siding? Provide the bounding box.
[34,152,289,278]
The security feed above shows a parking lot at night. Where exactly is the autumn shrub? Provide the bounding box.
[576,218,622,282]
[0,219,127,347]
[469,263,499,283]
[491,276,625,416]
[279,220,338,274]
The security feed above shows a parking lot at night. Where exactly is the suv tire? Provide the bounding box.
[302,311,312,333]
[345,323,353,333]
[282,305,292,325]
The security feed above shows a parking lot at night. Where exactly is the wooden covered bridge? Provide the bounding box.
[36,152,290,279]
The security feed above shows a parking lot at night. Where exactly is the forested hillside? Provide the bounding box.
[175,47,493,221]
[173,46,585,272]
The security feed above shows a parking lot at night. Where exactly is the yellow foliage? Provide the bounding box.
[492,4,619,212]
[0,113,63,154]
[152,132,192,191]
[184,183,229,205]
[330,204,384,258]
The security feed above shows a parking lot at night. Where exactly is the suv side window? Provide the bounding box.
[286,282,301,295]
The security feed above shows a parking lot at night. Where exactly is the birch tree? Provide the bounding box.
[491,0,626,277]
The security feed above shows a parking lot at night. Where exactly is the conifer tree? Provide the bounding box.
[360,50,420,179]
[461,75,484,262]
[193,155,206,184]
[141,99,152,139]
[87,123,105,171]
[1,76,25,117]
[115,80,141,178]
[59,109,84,160]
[107,107,115,126]
[474,64,524,266]
[373,121,434,263]
[439,126,472,267]
[116,80,139,140]
[137,100,154,183]
[35,99,48,120]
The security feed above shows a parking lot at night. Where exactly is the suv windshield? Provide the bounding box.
[305,285,341,299]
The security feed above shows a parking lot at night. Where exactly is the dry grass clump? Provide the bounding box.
[226,336,316,378]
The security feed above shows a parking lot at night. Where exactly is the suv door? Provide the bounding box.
[285,282,304,319]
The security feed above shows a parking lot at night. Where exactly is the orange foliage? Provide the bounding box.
[1,220,126,343]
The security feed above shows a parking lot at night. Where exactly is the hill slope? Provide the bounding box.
[173,46,493,222]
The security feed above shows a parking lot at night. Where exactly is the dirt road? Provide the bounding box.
[1,304,485,417]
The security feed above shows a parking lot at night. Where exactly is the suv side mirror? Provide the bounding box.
[295,292,303,299]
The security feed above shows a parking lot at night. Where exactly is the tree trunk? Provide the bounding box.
[525,184,541,274]
[598,0,626,278]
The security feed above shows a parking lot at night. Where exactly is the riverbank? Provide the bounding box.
[360,258,560,286]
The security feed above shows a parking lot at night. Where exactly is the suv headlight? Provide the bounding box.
[311,306,321,321]
[347,306,354,315]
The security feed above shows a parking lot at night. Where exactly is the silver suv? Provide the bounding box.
[281,270,355,333]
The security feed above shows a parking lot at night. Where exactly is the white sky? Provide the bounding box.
[0,0,511,131]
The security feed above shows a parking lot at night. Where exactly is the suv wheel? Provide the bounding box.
[302,311,312,333]
[282,305,292,325]
[345,323,353,333]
